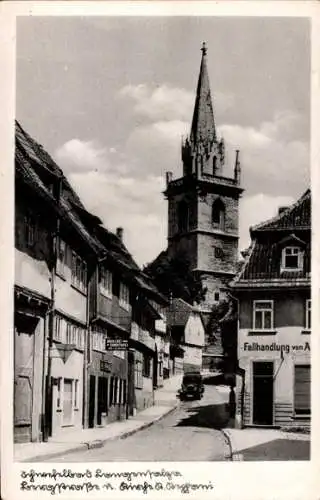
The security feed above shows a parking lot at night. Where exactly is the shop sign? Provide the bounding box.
[106,338,128,351]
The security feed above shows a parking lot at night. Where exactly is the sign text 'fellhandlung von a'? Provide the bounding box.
[105,339,128,351]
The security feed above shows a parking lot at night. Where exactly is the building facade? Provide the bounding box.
[164,43,243,310]
[14,136,53,442]
[230,190,311,429]
[167,298,205,374]
[14,120,171,442]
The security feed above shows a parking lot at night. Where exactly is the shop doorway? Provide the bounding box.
[252,361,274,425]
[63,379,73,426]
[97,377,108,425]
[14,316,37,443]
[88,375,96,428]
[153,345,158,389]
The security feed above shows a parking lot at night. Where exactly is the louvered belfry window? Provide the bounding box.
[294,365,311,415]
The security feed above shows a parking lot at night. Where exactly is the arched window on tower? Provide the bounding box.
[213,156,217,174]
[212,198,225,230]
[177,200,189,233]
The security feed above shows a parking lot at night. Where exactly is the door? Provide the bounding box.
[153,345,158,389]
[89,375,95,428]
[97,377,108,425]
[127,350,135,416]
[252,361,274,425]
[63,379,73,426]
[14,316,37,443]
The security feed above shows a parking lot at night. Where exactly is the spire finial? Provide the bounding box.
[201,41,207,56]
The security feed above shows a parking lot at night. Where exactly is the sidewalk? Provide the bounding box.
[223,427,310,461]
[14,375,181,463]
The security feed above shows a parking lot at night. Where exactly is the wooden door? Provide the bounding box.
[253,361,274,425]
[14,321,36,443]
[63,379,73,426]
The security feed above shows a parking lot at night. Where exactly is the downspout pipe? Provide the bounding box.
[227,290,246,429]
[43,175,62,441]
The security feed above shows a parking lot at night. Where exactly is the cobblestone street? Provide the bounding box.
[46,385,230,462]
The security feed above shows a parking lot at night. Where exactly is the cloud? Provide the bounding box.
[118,84,194,122]
[54,107,309,267]
[239,193,295,252]
[218,110,309,198]
[55,139,107,172]
[54,138,129,176]
[68,170,167,267]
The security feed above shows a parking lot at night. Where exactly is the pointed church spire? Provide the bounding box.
[190,42,216,145]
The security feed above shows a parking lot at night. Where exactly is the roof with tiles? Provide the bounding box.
[231,189,311,288]
[251,189,311,233]
[16,121,106,255]
[16,121,168,303]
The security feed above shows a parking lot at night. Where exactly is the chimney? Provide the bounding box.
[166,171,173,186]
[278,206,288,215]
[116,227,123,241]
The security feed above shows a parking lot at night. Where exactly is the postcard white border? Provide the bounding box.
[1,2,319,500]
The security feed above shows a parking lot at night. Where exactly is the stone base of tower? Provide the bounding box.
[196,272,234,311]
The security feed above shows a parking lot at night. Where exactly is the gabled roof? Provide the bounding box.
[190,42,216,144]
[251,189,311,234]
[231,189,311,288]
[16,121,105,255]
[15,121,168,304]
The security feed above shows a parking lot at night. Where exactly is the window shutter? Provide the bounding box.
[294,365,311,413]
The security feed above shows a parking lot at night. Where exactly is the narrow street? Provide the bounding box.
[47,385,230,462]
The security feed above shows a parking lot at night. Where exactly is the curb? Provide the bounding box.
[20,402,179,463]
[220,429,233,461]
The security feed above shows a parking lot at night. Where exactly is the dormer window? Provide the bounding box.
[281,246,303,271]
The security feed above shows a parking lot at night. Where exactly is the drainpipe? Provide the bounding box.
[43,175,62,441]
[83,267,91,429]
[227,291,245,429]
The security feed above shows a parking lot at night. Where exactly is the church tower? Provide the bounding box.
[164,43,243,310]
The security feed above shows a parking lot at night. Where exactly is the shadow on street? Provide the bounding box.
[241,439,310,461]
[175,402,232,430]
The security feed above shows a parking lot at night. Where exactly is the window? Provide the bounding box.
[294,365,311,416]
[100,268,113,298]
[71,251,87,293]
[119,282,130,310]
[143,355,151,378]
[66,323,72,344]
[134,357,143,389]
[282,246,303,271]
[114,378,119,404]
[214,292,220,302]
[253,300,273,330]
[122,380,127,404]
[213,156,217,173]
[212,199,225,230]
[54,315,63,342]
[24,213,37,247]
[177,200,189,233]
[306,299,311,330]
[57,239,67,277]
[92,329,105,352]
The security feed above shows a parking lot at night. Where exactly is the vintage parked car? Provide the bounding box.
[178,372,204,401]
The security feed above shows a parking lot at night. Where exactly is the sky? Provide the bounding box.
[16,16,310,267]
